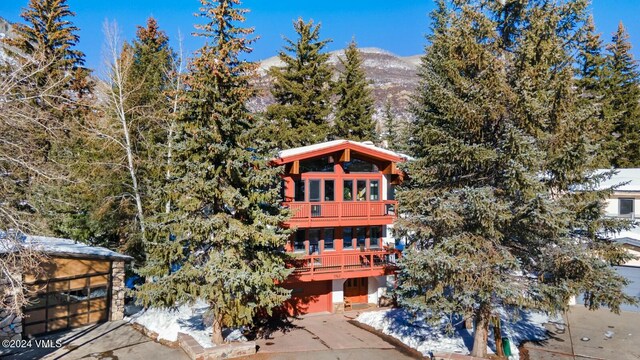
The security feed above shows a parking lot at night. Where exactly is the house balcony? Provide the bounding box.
[286,248,401,282]
[283,200,398,227]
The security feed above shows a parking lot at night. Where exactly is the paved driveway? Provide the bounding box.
[523,306,640,360]
[243,312,418,360]
[0,321,188,360]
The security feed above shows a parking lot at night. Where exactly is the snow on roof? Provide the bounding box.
[596,168,640,191]
[0,232,132,261]
[276,139,411,162]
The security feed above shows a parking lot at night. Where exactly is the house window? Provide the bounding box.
[324,180,334,201]
[300,156,334,173]
[356,227,366,249]
[343,227,353,249]
[323,228,334,250]
[294,180,305,202]
[356,180,367,201]
[343,180,353,201]
[294,230,306,252]
[309,229,321,254]
[370,226,381,248]
[344,158,378,173]
[369,180,379,201]
[620,198,634,216]
[309,180,321,202]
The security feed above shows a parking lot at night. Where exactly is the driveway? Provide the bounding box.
[242,312,418,360]
[523,306,640,360]
[0,320,188,360]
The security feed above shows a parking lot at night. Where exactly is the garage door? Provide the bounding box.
[22,257,111,336]
[615,266,640,312]
[284,281,332,315]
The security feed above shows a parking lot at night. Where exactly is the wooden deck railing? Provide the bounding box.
[286,248,401,278]
[283,200,397,221]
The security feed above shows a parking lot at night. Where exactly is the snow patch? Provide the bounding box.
[356,308,554,360]
[128,300,248,348]
[128,300,215,348]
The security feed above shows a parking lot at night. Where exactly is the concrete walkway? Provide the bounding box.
[523,306,640,360]
[243,312,418,360]
[0,321,188,360]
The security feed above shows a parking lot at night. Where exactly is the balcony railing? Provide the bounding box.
[287,248,401,279]
[284,200,397,223]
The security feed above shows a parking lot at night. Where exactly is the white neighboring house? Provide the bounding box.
[599,169,640,267]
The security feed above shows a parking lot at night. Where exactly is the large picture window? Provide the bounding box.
[369,180,379,201]
[323,228,334,250]
[356,227,366,249]
[370,226,381,248]
[356,180,367,201]
[294,180,305,202]
[309,180,321,202]
[343,227,353,249]
[324,180,334,201]
[294,230,306,252]
[343,180,353,201]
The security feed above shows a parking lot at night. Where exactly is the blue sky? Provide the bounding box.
[0,0,638,72]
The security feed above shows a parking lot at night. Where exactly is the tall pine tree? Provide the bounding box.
[397,1,634,357]
[576,15,609,167]
[332,40,376,141]
[265,19,333,148]
[136,0,291,344]
[603,22,640,168]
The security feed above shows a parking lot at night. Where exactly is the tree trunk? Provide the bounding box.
[471,303,491,358]
[493,316,505,357]
[211,312,224,345]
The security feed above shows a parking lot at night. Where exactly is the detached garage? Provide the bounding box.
[0,234,131,339]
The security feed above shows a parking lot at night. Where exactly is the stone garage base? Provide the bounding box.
[177,332,256,360]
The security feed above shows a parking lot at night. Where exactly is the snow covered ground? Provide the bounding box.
[126,300,248,349]
[356,307,557,359]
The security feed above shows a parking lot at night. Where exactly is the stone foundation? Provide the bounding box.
[0,310,21,341]
[177,332,256,360]
[110,260,126,321]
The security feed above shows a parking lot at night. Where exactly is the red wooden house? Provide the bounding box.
[272,140,408,314]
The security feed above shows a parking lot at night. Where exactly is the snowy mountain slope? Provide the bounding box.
[252,47,421,124]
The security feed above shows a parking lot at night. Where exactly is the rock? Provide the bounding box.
[605,331,614,339]
[0,315,15,328]
[581,337,590,341]
[12,316,21,323]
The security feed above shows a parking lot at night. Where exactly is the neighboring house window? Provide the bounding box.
[324,180,334,201]
[620,198,634,217]
[343,180,353,201]
[343,227,353,249]
[370,180,379,201]
[309,180,321,202]
[294,180,305,202]
[323,228,334,250]
[370,226,381,248]
[294,230,305,252]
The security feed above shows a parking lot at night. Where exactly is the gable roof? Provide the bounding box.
[595,168,640,192]
[274,139,411,164]
[0,232,133,261]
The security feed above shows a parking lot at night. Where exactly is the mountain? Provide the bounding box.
[0,17,19,65]
[251,47,421,128]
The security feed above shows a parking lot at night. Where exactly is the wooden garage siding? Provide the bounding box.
[22,257,112,336]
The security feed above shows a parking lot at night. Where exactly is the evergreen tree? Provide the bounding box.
[576,15,609,167]
[137,0,291,345]
[397,1,634,357]
[603,22,640,168]
[265,18,333,148]
[382,100,396,144]
[332,40,376,141]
